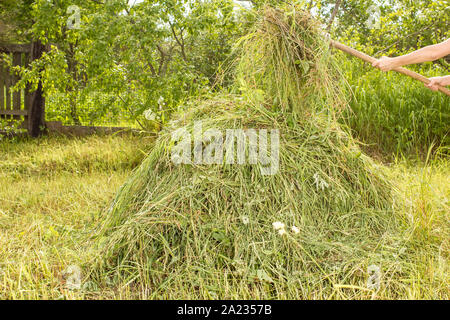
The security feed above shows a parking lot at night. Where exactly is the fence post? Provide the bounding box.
[0,60,4,113]
[0,43,34,133]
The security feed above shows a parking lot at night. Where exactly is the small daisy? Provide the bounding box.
[272,221,285,230]
[313,172,329,191]
[278,228,287,236]
[241,216,249,225]
[291,225,300,234]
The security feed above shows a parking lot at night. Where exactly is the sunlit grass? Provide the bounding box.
[0,134,448,299]
[0,134,152,299]
[338,55,449,159]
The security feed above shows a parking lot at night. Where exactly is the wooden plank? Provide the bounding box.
[12,53,21,111]
[0,43,31,54]
[23,52,31,129]
[0,44,34,130]
[0,109,28,116]
[24,86,32,128]
[5,54,11,112]
[24,86,31,111]
[23,53,30,111]
[25,88,32,111]
[0,61,4,110]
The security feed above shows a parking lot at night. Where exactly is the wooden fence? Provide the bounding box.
[0,43,33,131]
[1,42,132,137]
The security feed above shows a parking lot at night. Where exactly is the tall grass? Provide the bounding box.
[339,55,449,159]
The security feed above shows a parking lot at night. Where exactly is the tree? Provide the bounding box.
[4,0,247,127]
[322,0,449,66]
[1,0,49,136]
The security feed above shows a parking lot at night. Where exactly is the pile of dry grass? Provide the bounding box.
[92,5,399,298]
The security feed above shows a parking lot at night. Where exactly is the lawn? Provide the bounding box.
[0,134,448,299]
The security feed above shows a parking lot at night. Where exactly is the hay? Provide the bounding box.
[93,5,396,297]
[235,6,345,116]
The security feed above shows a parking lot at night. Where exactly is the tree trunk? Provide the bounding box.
[326,0,342,32]
[27,40,46,137]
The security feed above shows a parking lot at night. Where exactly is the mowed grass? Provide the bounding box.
[0,134,448,299]
[0,134,152,299]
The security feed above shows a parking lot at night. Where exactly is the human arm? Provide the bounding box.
[372,38,450,71]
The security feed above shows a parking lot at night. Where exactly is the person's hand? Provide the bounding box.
[425,76,445,91]
[372,56,400,72]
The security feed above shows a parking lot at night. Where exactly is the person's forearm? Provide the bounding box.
[373,39,450,71]
[393,44,442,67]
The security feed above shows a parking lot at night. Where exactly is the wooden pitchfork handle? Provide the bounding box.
[330,40,450,97]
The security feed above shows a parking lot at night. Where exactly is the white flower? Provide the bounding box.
[278,228,287,236]
[313,172,329,191]
[157,96,166,111]
[241,216,249,225]
[291,225,300,234]
[272,221,285,230]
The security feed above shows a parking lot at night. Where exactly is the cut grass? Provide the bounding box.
[0,134,153,299]
[0,133,149,177]
[0,4,448,300]
[91,6,448,299]
[0,134,448,299]
[93,6,400,299]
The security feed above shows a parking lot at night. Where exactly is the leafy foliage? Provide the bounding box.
[322,0,449,68]
[1,0,448,155]
[2,0,249,126]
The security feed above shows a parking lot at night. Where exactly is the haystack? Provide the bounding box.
[94,5,396,297]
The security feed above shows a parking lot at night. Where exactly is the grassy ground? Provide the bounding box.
[0,134,448,299]
[0,134,153,299]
